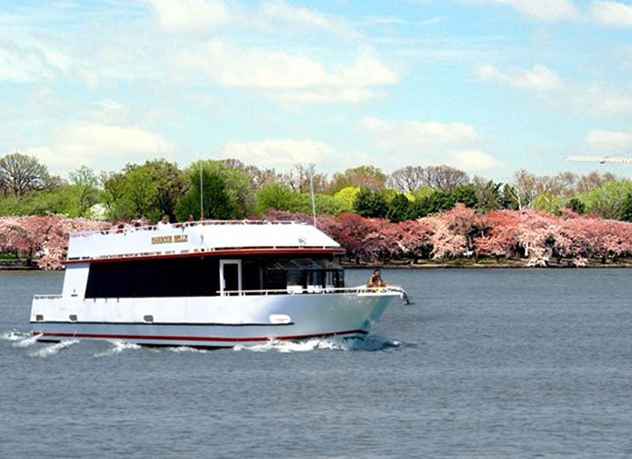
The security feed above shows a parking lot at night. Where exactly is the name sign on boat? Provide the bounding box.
[151,234,188,245]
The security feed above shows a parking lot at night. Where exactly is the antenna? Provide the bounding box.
[199,157,204,221]
[308,164,317,227]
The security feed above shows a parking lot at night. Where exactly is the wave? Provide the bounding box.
[233,335,401,353]
[1,330,31,342]
[168,346,208,353]
[94,340,142,357]
[29,339,79,358]
[12,333,43,348]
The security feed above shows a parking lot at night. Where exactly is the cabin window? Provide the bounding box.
[84,256,343,298]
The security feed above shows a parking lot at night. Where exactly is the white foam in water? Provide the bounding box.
[1,330,31,342]
[233,336,400,353]
[12,333,43,348]
[94,340,142,357]
[29,339,79,358]
[168,346,208,354]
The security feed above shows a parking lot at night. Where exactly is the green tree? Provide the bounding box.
[0,152,53,197]
[333,186,360,211]
[581,180,632,219]
[565,197,586,214]
[533,192,562,215]
[255,183,308,214]
[141,160,186,221]
[329,166,386,193]
[69,166,100,217]
[619,192,632,222]
[387,193,411,222]
[452,184,478,208]
[354,188,388,218]
[176,164,233,220]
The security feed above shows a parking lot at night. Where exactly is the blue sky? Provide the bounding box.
[1,0,632,181]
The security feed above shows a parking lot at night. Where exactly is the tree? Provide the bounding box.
[354,188,388,218]
[452,184,478,208]
[334,186,360,211]
[471,178,502,212]
[511,169,538,209]
[533,192,562,215]
[141,160,186,222]
[329,166,386,192]
[255,183,304,214]
[176,164,233,220]
[566,197,586,215]
[420,165,469,192]
[620,193,632,222]
[0,153,52,197]
[387,166,426,193]
[69,166,100,217]
[581,180,632,219]
[387,193,411,222]
[281,165,329,193]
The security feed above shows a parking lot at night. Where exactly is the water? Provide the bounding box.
[2,269,632,457]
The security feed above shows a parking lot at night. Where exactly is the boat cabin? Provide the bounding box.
[64,221,346,299]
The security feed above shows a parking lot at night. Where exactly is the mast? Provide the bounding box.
[308,164,317,227]
[199,159,204,221]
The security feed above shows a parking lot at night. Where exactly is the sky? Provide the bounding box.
[1,0,632,181]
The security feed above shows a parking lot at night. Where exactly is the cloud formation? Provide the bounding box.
[591,1,632,27]
[477,0,579,22]
[179,42,398,103]
[25,122,173,172]
[476,64,562,91]
[587,130,632,152]
[219,139,333,168]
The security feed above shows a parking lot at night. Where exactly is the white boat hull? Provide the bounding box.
[30,292,399,348]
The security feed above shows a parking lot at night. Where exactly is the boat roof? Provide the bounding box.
[67,220,343,264]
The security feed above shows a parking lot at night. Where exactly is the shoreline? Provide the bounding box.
[5,259,632,271]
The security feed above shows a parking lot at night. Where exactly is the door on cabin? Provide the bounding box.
[220,259,242,295]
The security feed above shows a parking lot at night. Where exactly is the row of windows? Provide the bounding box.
[84,256,343,298]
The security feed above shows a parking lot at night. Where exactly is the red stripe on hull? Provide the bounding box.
[34,329,368,343]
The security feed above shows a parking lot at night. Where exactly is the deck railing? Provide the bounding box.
[70,219,305,238]
[216,285,407,297]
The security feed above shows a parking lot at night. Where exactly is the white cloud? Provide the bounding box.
[476,64,562,91]
[261,0,359,39]
[25,122,173,172]
[359,116,502,172]
[591,1,632,27]
[144,0,229,32]
[0,40,71,82]
[361,117,479,147]
[179,41,398,103]
[569,86,632,115]
[219,139,333,168]
[450,150,500,171]
[587,130,632,151]
[476,0,579,22]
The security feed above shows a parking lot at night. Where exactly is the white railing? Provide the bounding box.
[33,294,63,300]
[70,219,304,238]
[216,285,408,297]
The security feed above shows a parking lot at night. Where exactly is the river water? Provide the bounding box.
[1,269,632,458]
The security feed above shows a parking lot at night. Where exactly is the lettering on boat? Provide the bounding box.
[151,234,188,245]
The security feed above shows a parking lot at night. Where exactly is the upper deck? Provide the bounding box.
[67,220,344,264]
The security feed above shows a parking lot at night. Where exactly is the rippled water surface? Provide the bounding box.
[2,269,632,457]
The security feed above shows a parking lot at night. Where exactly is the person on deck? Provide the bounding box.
[367,269,386,288]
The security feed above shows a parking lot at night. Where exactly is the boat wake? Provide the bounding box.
[94,340,142,357]
[11,333,43,348]
[30,339,79,358]
[1,330,31,342]
[233,335,401,353]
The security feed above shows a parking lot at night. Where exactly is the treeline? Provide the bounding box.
[4,207,632,270]
[1,152,632,222]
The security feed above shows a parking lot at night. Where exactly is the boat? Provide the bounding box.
[30,220,408,348]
